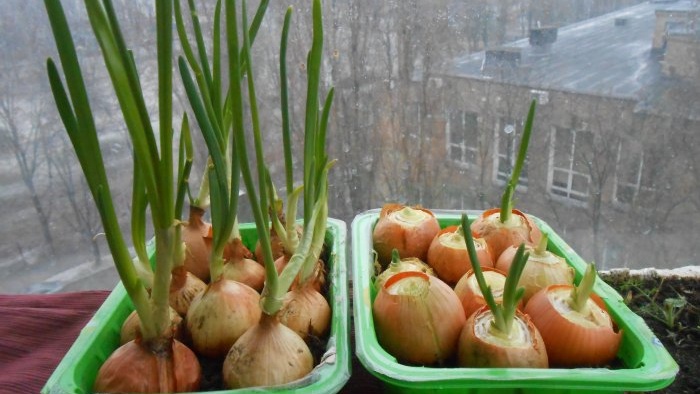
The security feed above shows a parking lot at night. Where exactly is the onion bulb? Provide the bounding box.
[496,236,574,306]
[182,206,212,282]
[222,238,265,292]
[223,313,313,389]
[470,208,542,260]
[274,254,326,293]
[120,307,183,346]
[454,267,512,319]
[524,278,622,367]
[372,204,440,267]
[94,338,201,393]
[372,271,466,365]
[375,250,435,290]
[169,266,207,316]
[185,278,261,358]
[427,225,493,286]
[457,307,548,368]
[278,281,331,340]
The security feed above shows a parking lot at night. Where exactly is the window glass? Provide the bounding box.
[2,0,699,293]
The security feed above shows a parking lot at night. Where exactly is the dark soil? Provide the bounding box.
[600,272,700,394]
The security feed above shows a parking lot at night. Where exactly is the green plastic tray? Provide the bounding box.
[352,209,678,394]
[42,218,350,394]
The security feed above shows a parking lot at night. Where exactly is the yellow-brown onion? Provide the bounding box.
[470,208,542,261]
[182,206,212,282]
[223,313,313,389]
[372,204,440,267]
[120,307,183,346]
[94,338,201,393]
[427,225,493,286]
[457,306,548,368]
[278,281,331,340]
[496,245,574,306]
[185,278,261,358]
[524,285,622,367]
[454,267,511,319]
[372,270,466,365]
[222,238,265,292]
[169,266,207,316]
[375,256,435,290]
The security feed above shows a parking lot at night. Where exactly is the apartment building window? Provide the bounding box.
[548,126,592,203]
[494,117,528,188]
[447,111,479,167]
[614,140,653,206]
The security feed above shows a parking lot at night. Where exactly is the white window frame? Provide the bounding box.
[446,110,479,168]
[493,117,528,190]
[547,126,590,205]
[613,140,653,207]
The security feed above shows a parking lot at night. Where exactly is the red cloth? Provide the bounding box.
[0,291,110,394]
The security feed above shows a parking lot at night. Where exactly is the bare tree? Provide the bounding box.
[0,81,56,259]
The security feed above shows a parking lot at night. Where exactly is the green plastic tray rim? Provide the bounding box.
[352,209,678,393]
[42,218,350,394]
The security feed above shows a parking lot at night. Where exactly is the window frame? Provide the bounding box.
[446,110,479,169]
[547,125,591,205]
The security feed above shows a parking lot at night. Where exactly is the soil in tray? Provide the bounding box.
[600,272,700,394]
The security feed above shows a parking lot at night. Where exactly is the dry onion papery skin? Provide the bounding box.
[470,208,542,261]
[457,306,548,368]
[222,238,266,292]
[121,307,184,346]
[222,257,266,292]
[278,281,331,340]
[427,225,493,286]
[372,270,466,365]
[454,267,513,319]
[274,254,327,293]
[375,255,435,290]
[496,244,574,306]
[223,313,313,389]
[94,338,201,393]
[169,266,207,316]
[524,285,622,367]
[182,206,212,282]
[185,278,261,358]
[372,204,441,267]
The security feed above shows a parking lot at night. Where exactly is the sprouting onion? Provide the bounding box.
[525,263,622,366]
[220,0,335,388]
[457,214,548,368]
[44,0,200,391]
[178,0,272,359]
[470,100,542,260]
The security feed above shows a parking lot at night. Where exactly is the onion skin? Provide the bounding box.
[375,256,435,290]
[169,266,207,316]
[457,307,548,368]
[222,239,265,292]
[427,226,493,286]
[182,206,212,282]
[279,282,331,340]
[470,208,542,260]
[454,267,512,319]
[372,204,440,267]
[274,255,326,292]
[223,313,313,389]
[94,338,201,393]
[524,285,622,367]
[120,308,183,345]
[496,245,574,306]
[372,271,466,365]
[185,279,261,358]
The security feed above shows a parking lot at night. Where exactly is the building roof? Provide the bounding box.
[444,0,698,101]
